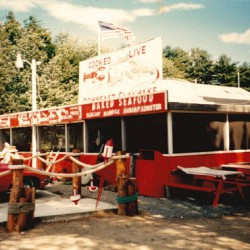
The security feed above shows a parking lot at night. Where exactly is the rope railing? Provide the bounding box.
[0,169,11,177]
[7,151,130,167]
[37,154,69,165]
[8,160,115,178]
[68,156,104,169]
[22,153,48,161]
[0,154,129,178]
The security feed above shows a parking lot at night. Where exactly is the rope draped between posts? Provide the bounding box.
[5,151,130,167]
[7,160,114,178]
[0,154,129,179]
[37,154,69,165]
[0,169,11,177]
[68,156,107,169]
[22,153,48,160]
[5,154,129,179]
[22,152,83,161]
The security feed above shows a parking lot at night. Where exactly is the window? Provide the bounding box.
[124,113,168,153]
[39,125,65,152]
[12,127,32,151]
[172,113,225,153]
[0,129,10,150]
[86,117,121,153]
[68,123,83,152]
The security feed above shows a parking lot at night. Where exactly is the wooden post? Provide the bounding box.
[116,151,127,215]
[16,187,35,231]
[7,159,35,232]
[7,159,24,232]
[126,177,138,216]
[72,149,81,195]
[115,151,138,216]
[117,176,127,215]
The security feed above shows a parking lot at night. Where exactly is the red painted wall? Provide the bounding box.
[135,150,250,198]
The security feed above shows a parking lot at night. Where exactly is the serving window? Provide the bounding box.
[86,117,121,153]
[172,113,226,153]
[124,113,168,154]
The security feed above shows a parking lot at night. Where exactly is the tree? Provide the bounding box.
[4,11,22,45]
[187,48,214,84]
[213,54,238,86]
[12,16,56,112]
[162,57,186,79]
[238,62,250,90]
[0,12,24,114]
[163,46,191,79]
[39,33,97,108]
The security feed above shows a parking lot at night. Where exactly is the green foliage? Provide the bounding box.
[187,48,214,84]
[213,54,238,86]
[162,46,250,89]
[0,13,249,115]
[38,33,97,108]
[163,46,191,79]
[0,13,97,114]
[239,62,250,89]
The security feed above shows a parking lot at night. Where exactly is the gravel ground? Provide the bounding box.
[45,181,250,219]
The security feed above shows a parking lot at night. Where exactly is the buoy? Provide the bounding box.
[102,139,113,161]
[70,187,81,205]
[86,174,98,192]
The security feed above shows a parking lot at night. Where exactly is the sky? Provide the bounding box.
[0,0,250,64]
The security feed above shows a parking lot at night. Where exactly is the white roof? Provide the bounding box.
[155,79,250,112]
[157,79,250,105]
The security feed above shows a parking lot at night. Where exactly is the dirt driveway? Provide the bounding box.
[0,210,249,249]
[0,183,249,250]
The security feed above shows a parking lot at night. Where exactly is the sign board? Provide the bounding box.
[0,105,82,128]
[78,37,163,103]
[82,91,167,119]
[0,92,167,128]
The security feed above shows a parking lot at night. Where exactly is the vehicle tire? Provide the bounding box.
[23,177,39,188]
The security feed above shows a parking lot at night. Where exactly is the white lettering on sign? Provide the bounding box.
[103,109,120,116]
[0,117,11,127]
[123,107,141,114]
[140,104,162,112]
[92,100,115,110]
[118,94,154,107]
[86,112,101,118]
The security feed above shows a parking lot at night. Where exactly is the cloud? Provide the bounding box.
[132,8,155,17]
[0,0,36,12]
[0,0,204,32]
[41,1,135,27]
[160,3,204,13]
[138,0,159,3]
[219,29,250,44]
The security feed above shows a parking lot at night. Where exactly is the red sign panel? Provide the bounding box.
[0,92,167,128]
[82,92,167,119]
[0,105,82,128]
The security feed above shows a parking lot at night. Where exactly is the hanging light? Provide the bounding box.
[15,53,24,68]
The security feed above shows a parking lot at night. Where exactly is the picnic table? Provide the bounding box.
[221,163,250,196]
[166,166,245,207]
